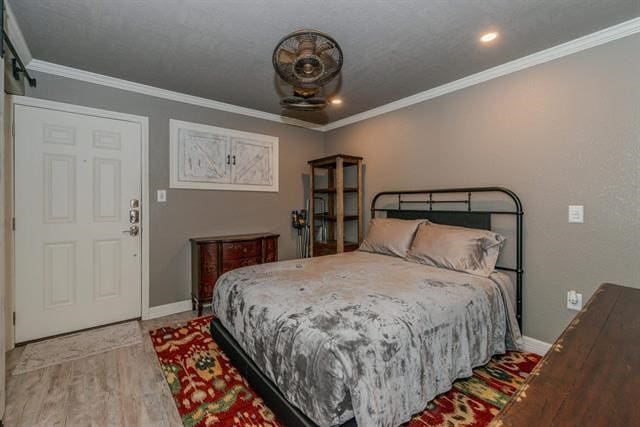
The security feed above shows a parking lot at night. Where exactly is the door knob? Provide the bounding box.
[122,225,139,236]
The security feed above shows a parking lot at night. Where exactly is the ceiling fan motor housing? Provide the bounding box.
[280,96,327,111]
[293,54,325,84]
[273,29,343,110]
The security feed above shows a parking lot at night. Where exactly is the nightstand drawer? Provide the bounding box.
[222,256,261,273]
[265,237,278,262]
[222,241,261,259]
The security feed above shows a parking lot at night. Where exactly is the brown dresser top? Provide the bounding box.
[493,283,640,427]
[190,233,279,244]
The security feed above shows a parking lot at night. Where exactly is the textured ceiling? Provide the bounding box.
[12,0,639,124]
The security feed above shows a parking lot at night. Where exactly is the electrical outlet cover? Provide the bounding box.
[567,291,583,311]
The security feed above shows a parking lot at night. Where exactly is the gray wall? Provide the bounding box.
[22,34,640,342]
[325,34,640,343]
[26,72,324,307]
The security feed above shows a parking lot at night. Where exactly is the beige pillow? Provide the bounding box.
[406,222,505,277]
[359,218,426,258]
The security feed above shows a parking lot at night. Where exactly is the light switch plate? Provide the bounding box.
[157,189,167,202]
[568,205,584,223]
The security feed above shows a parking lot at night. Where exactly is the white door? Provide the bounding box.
[14,104,143,342]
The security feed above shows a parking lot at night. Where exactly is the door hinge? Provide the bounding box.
[13,312,15,325]
[12,119,15,137]
[12,217,15,231]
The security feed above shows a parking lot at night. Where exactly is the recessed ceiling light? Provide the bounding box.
[480,32,498,43]
[331,98,343,105]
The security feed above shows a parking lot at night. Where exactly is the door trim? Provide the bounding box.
[9,96,151,346]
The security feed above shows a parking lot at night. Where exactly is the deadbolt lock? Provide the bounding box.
[130,209,140,224]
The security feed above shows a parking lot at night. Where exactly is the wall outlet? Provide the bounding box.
[567,290,583,311]
[568,205,584,223]
[157,189,167,202]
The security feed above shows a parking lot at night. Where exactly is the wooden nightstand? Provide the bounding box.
[492,283,640,426]
[190,233,279,315]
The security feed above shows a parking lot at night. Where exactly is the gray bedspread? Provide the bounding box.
[212,251,522,427]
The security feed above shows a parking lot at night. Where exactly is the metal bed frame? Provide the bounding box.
[371,187,524,329]
[211,187,524,426]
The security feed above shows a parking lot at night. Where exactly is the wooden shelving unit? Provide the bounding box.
[309,154,363,256]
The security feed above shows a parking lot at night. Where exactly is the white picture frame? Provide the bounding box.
[169,119,279,192]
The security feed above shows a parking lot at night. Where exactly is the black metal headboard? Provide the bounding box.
[371,187,524,329]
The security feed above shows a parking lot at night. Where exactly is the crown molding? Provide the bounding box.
[24,17,639,133]
[318,17,640,132]
[4,1,34,65]
[26,60,323,131]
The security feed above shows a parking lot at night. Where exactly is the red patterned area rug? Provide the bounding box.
[150,316,540,427]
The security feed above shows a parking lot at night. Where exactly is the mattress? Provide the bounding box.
[212,251,522,427]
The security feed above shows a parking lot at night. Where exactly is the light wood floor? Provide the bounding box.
[4,309,210,427]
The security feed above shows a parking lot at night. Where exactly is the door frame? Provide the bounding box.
[8,96,150,347]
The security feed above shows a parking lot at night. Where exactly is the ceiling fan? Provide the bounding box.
[272,29,343,111]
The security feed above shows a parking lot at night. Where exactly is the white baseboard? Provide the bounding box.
[522,335,552,355]
[143,300,193,320]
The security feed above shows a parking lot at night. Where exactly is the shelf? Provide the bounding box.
[314,240,359,248]
[313,240,359,256]
[313,187,358,194]
[314,213,359,221]
[308,154,363,168]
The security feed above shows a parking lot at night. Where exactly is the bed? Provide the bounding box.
[211,187,524,427]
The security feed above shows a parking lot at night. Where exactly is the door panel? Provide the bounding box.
[93,157,121,222]
[230,137,274,186]
[44,153,77,223]
[15,104,142,342]
[93,239,122,300]
[43,123,76,146]
[177,128,230,184]
[43,241,76,308]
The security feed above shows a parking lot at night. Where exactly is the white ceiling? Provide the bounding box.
[11,0,640,124]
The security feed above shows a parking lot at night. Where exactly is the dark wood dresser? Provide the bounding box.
[190,233,279,315]
[492,283,640,427]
